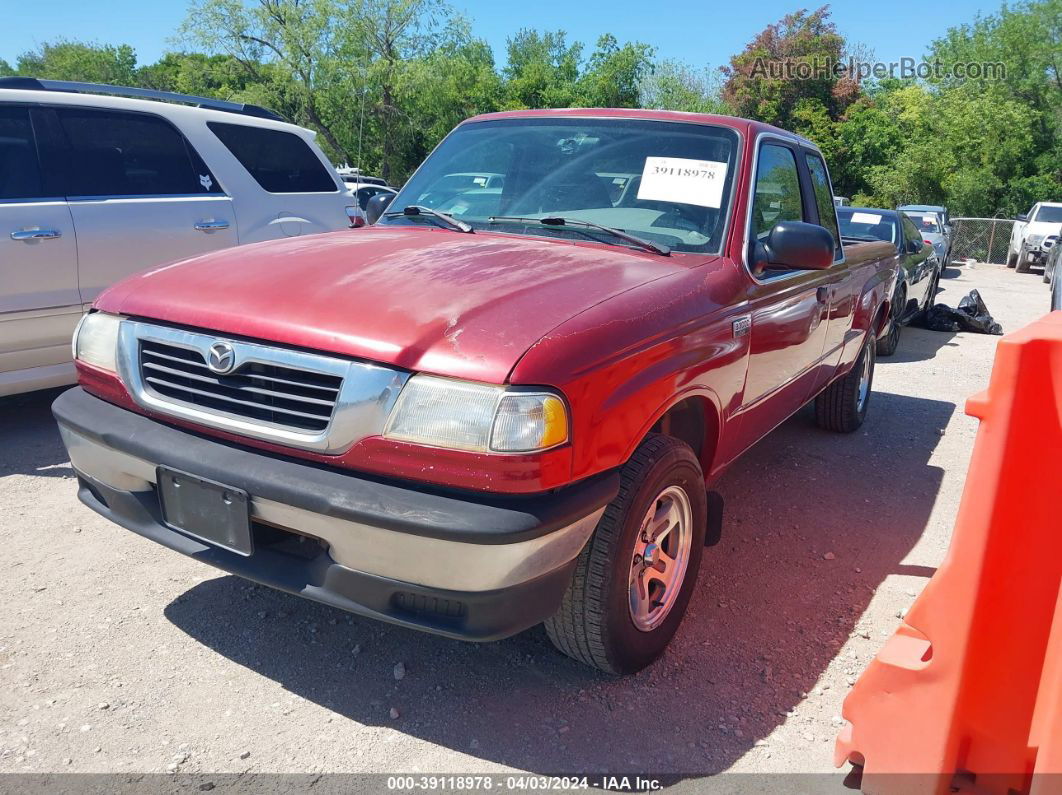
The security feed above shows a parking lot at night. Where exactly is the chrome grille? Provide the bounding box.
[139,339,341,432]
[118,320,409,453]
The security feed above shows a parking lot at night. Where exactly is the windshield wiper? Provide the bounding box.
[384,205,473,233]
[486,215,670,256]
[841,234,884,243]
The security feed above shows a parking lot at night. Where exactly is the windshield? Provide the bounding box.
[906,213,942,233]
[1033,205,1062,224]
[837,209,897,244]
[381,117,740,254]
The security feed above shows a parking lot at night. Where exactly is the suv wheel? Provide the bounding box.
[544,434,706,674]
[815,336,875,433]
[1007,248,1017,268]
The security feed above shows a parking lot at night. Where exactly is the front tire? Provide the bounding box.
[545,434,706,674]
[1016,246,1033,273]
[1007,248,1017,268]
[815,336,875,433]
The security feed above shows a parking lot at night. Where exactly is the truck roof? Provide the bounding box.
[462,107,821,152]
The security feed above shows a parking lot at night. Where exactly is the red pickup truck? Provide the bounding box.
[54,108,897,673]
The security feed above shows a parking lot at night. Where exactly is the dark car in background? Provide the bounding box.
[1045,235,1062,311]
[839,207,941,355]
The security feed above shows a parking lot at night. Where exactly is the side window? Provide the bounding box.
[56,108,219,198]
[208,122,337,193]
[0,106,44,200]
[901,217,922,251]
[751,144,803,240]
[804,152,841,259]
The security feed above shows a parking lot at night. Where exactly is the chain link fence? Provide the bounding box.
[949,217,1016,265]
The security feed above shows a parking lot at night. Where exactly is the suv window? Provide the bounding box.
[804,152,841,258]
[57,108,218,198]
[751,144,803,239]
[0,106,44,200]
[208,122,337,193]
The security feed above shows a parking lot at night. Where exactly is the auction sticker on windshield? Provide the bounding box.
[851,212,883,224]
[637,157,728,208]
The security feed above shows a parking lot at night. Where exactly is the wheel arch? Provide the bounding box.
[624,390,722,479]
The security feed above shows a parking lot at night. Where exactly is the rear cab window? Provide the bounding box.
[208,122,338,193]
[55,108,222,198]
[804,152,842,260]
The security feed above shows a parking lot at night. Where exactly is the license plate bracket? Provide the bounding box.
[157,467,252,556]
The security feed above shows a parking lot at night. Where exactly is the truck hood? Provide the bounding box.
[96,226,684,383]
[1026,221,1062,240]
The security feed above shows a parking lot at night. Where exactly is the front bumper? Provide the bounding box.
[1027,242,1054,262]
[53,388,616,641]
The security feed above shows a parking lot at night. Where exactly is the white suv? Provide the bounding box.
[1008,201,1062,273]
[0,77,362,397]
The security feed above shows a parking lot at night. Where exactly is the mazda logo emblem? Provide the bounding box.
[206,342,236,374]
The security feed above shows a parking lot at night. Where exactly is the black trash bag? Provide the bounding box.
[917,289,1003,335]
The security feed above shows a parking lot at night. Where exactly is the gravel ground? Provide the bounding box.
[0,262,1052,781]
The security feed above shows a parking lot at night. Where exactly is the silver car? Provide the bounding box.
[902,211,949,264]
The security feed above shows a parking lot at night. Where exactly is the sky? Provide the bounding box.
[0,0,993,73]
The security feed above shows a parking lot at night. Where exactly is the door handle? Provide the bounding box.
[194,220,230,232]
[816,286,829,303]
[11,228,61,241]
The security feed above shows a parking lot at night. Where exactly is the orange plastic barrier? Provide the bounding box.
[835,312,1062,795]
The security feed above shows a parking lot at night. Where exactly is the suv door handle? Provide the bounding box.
[816,286,829,303]
[194,220,230,232]
[11,228,61,241]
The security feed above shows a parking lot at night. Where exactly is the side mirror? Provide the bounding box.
[1017,213,1029,222]
[366,192,396,225]
[908,238,923,254]
[759,221,835,270]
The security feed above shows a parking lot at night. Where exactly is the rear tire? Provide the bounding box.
[876,289,903,357]
[545,434,706,674]
[815,336,875,433]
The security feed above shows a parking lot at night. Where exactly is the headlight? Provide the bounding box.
[384,375,569,453]
[1028,234,1045,246]
[73,312,121,372]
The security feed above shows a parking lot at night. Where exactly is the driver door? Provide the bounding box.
[735,141,833,448]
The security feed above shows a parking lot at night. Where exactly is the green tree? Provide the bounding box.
[720,6,859,128]
[502,29,582,108]
[179,0,356,161]
[927,0,1061,212]
[577,34,654,108]
[14,41,139,84]
[639,59,727,114]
